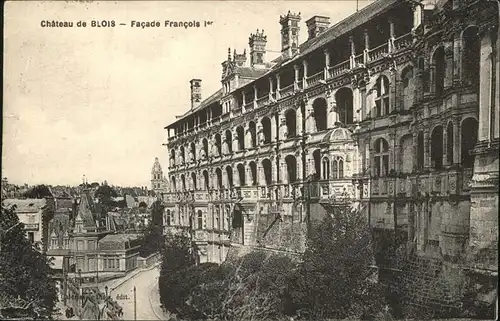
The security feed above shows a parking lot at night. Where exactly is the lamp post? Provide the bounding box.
[133,286,137,321]
[77,268,83,317]
[95,238,99,295]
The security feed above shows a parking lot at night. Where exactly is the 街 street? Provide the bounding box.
[111,266,165,320]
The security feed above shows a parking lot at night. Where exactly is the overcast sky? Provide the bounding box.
[3,0,371,187]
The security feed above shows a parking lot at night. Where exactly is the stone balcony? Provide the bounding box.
[369,167,475,198]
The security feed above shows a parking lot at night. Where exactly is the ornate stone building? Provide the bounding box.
[163,0,498,298]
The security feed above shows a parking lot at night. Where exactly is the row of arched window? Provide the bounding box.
[170,150,351,192]
[321,157,345,180]
[367,117,478,177]
[165,207,230,231]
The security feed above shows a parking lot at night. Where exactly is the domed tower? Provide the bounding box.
[151,157,163,192]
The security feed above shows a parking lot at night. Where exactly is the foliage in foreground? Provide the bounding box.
[286,204,385,320]
[139,201,165,257]
[0,205,58,319]
[158,204,388,321]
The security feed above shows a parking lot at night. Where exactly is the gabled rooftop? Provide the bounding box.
[2,199,47,213]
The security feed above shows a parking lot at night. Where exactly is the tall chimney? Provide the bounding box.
[190,79,202,110]
[306,16,330,40]
[249,29,267,68]
[280,11,301,59]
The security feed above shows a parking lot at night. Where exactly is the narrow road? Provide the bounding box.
[111,266,165,320]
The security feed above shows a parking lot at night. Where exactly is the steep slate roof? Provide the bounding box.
[167,0,399,128]
[98,234,141,251]
[56,198,74,212]
[237,67,270,79]
[49,212,71,248]
[296,0,399,59]
[77,191,96,229]
[180,89,223,117]
[2,199,47,213]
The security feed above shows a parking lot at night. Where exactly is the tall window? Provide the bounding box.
[322,157,330,180]
[285,109,297,138]
[262,159,272,185]
[190,143,196,162]
[461,118,478,168]
[171,176,176,192]
[166,210,171,226]
[237,164,246,186]
[446,122,454,165]
[433,47,445,96]
[285,155,297,183]
[417,131,424,170]
[249,122,257,147]
[191,172,197,190]
[226,166,234,188]
[375,76,390,117]
[313,150,321,179]
[203,170,209,190]
[401,67,414,110]
[313,98,328,131]
[462,26,480,93]
[261,117,272,144]
[225,131,233,153]
[202,139,209,159]
[215,134,222,156]
[236,126,245,151]
[249,162,257,185]
[331,157,344,179]
[216,168,223,189]
[181,175,186,191]
[374,138,389,177]
[197,210,203,230]
[171,149,176,166]
[180,146,185,164]
[336,88,354,125]
[360,83,367,120]
[431,126,444,170]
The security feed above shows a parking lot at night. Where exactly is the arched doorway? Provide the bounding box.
[336,87,354,124]
[285,155,297,183]
[313,98,328,132]
[285,109,297,138]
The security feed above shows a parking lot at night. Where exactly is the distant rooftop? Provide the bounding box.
[2,198,47,213]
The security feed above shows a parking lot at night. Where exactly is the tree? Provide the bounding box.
[139,220,164,257]
[90,182,100,189]
[158,233,196,314]
[151,201,164,226]
[94,185,118,209]
[186,251,296,321]
[22,185,53,199]
[287,203,385,320]
[0,205,57,319]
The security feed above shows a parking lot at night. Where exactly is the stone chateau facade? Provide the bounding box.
[162,0,498,292]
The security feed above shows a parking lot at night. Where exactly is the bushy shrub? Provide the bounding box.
[286,205,385,320]
[158,233,196,314]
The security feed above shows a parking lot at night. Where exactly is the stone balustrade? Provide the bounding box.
[280,83,294,98]
[329,59,350,78]
[306,71,324,87]
[368,42,389,62]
